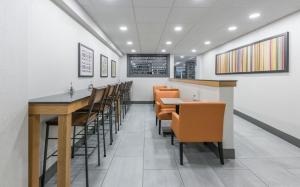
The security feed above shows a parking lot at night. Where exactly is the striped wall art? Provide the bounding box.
[215,33,289,75]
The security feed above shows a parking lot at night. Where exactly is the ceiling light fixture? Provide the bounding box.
[249,13,261,19]
[204,41,211,45]
[127,41,133,45]
[228,26,237,31]
[166,41,172,45]
[131,49,136,53]
[191,49,197,53]
[161,49,166,53]
[120,26,128,31]
[174,26,183,32]
[180,56,184,58]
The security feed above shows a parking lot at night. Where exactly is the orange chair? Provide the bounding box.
[153,85,167,106]
[171,102,226,165]
[155,89,180,134]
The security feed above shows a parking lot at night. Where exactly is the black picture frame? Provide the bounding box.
[215,32,289,75]
[100,54,108,77]
[111,60,116,78]
[127,54,170,77]
[78,43,94,77]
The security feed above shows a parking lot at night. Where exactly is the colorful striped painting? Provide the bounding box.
[215,33,289,74]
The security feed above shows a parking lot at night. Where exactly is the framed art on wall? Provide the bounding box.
[100,54,108,77]
[111,60,116,78]
[215,32,289,75]
[127,54,170,77]
[78,43,94,77]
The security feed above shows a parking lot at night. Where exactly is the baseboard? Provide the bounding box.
[205,143,235,159]
[130,101,153,104]
[234,109,300,148]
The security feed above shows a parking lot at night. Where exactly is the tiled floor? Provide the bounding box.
[46,104,300,187]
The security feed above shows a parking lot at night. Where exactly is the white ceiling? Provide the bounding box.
[76,0,300,55]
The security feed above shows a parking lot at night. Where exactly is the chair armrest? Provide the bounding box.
[155,101,161,115]
[171,112,180,136]
[172,112,179,124]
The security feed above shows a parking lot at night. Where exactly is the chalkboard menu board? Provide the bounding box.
[127,54,170,77]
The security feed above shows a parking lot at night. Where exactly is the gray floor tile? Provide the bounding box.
[143,170,184,187]
[101,157,143,187]
[215,169,267,187]
[179,166,225,187]
[240,158,300,186]
[72,168,106,187]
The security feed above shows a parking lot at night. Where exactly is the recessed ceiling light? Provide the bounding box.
[131,49,136,53]
[161,49,166,53]
[204,41,211,45]
[228,26,237,31]
[127,41,133,45]
[180,56,184,58]
[191,49,197,53]
[120,26,128,31]
[174,26,183,32]
[166,41,172,45]
[249,13,261,19]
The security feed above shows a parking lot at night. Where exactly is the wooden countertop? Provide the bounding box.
[169,79,237,87]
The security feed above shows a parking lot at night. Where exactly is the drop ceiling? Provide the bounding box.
[76,0,300,55]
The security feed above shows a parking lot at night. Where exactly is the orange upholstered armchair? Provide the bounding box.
[152,85,167,106]
[155,89,180,134]
[171,102,226,165]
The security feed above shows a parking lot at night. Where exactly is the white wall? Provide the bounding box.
[120,55,174,101]
[199,12,300,139]
[0,0,29,186]
[28,0,121,99]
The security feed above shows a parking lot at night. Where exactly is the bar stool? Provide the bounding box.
[123,81,133,115]
[102,84,116,145]
[41,88,106,187]
[115,83,125,128]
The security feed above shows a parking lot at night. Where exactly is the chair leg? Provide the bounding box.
[84,125,89,187]
[218,142,224,165]
[179,142,183,165]
[109,108,113,145]
[171,131,174,145]
[41,124,50,187]
[155,117,158,126]
[71,126,76,158]
[158,120,161,135]
[102,112,106,157]
[96,117,100,166]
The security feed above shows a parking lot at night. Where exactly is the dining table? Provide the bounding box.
[28,88,101,187]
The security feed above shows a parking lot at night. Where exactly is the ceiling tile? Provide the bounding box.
[137,23,165,34]
[134,8,170,23]
[133,0,174,7]
[174,0,219,7]
[89,0,132,7]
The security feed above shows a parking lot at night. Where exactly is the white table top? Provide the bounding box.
[160,98,183,105]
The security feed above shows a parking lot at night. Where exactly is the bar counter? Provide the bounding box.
[169,78,237,87]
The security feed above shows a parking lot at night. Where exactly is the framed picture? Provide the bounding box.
[100,54,108,77]
[215,32,289,75]
[127,54,170,77]
[78,43,94,77]
[111,60,116,78]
